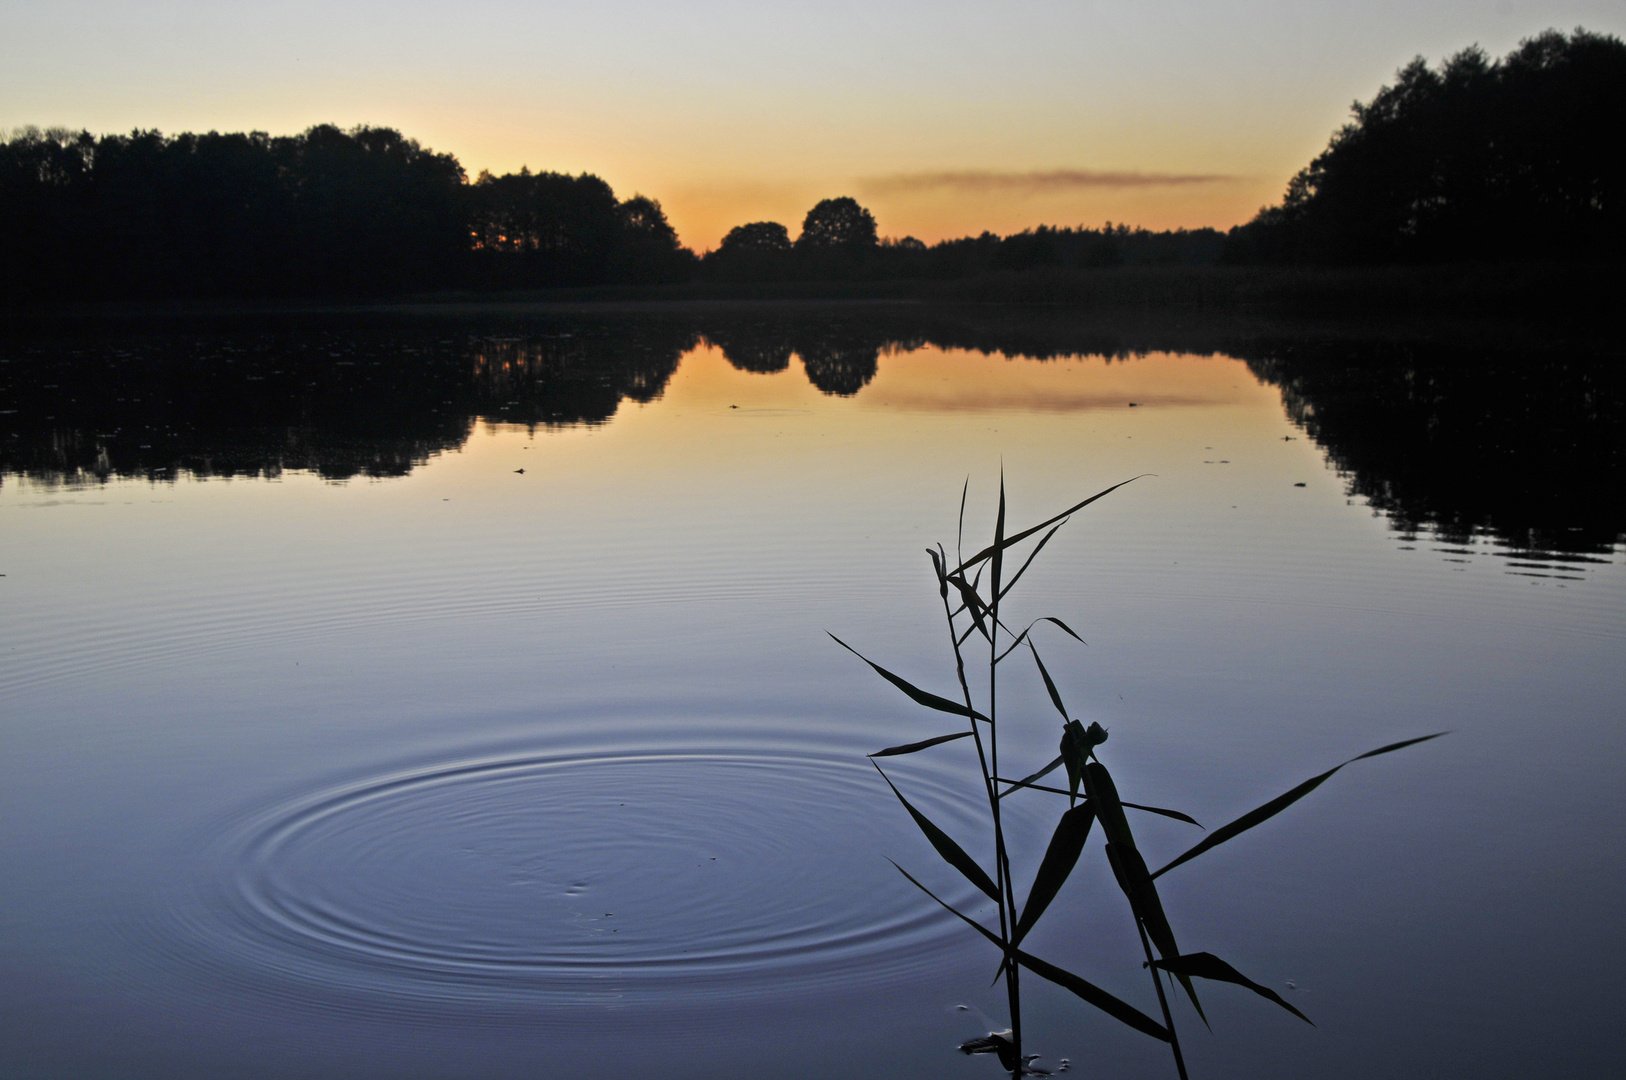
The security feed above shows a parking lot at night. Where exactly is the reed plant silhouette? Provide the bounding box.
[834,476,1443,1077]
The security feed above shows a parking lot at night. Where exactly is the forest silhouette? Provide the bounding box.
[1,27,1619,302]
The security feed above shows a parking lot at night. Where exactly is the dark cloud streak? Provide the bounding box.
[859,169,1241,196]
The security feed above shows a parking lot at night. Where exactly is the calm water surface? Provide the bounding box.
[2,308,1622,1080]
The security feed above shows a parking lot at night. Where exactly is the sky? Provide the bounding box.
[4,1,1623,249]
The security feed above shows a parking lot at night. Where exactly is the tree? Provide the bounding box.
[1225,28,1626,264]
[703,221,794,281]
[718,221,792,254]
[614,194,694,283]
[795,197,878,251]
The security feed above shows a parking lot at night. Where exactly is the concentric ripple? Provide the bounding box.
[164,734,992,1011]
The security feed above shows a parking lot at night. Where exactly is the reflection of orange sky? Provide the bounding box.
[445,341,1309,546]
[640,343,1257,414]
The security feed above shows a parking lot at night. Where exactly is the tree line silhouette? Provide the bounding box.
[0,125,696,300]
[1225,28,1625,264]
[2,27,1617,300]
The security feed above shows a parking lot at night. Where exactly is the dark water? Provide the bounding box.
[2,305,1622,1079]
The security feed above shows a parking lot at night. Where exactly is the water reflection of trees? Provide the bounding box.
[467,325,696,426]
[1237,339,1623,554]
[0,318,697,485]
[2,310,1618,556]
[705,319,894,393]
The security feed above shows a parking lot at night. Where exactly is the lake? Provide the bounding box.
[2,303,1622,1080]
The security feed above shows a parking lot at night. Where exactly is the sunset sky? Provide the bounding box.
[4,1,1622,249]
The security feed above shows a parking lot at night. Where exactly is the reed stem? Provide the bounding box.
[1136,917,1189,1080]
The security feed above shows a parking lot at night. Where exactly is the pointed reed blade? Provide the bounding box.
[1013,803,1095,945]
[870,730,974,758]
[955,476,1147,576]
[998,521,1066,602]
[948,574,992,641]
[990,473,1007,603]
[889,859,1005,951]
[997,754,1065,800]
[1014,949,1170,1042]
[1151,732,1449,880]
[927,547,949,601]
[1028,642,1069,721]
[1153,952,1314,1025]
[1087,760,1204,1021]
[875,764,1001,903]
[829,633,990,722]
[957,476,969,567]
[1121,802,1203,828]
[1039,616,1084,642]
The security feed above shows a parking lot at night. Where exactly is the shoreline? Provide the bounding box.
[1,262,1616,328]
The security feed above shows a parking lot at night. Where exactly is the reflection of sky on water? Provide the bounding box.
[1,328,1622,1080]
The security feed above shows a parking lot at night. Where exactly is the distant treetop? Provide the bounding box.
[718,221,792,253]
[796,197,879,251]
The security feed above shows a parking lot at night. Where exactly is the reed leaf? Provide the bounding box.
[829,633,991,723]
[998,779,1202,827]
[1151,732,1448,880]
[1013,803,1095,945]
[997,522,1066,603]
[1014,949,1171,1043]
[990,474,1007,613]
[927,546,949,601]
[1029,642,1070,721]
[996,755,1065,800]
[954,476,1146,576]
[1059,720,1106,802]
[1088,761,1205,1022]
[1153,953,1313,1025]
[871,731,974,758]
[875,764,1001,902]
[948,574,992,641]
[890,859,1005,952]
[1121,802,1203,828]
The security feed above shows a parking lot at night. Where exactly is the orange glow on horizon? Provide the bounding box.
[643,175,1281,251]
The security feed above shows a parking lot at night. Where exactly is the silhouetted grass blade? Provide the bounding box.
[1151,733,1448,880]
[890,859,1005,951]
[1029,643,1070,721]
[1060,720,1094,802]
[1013,803,1095,945]
[875,764,1001,902]
[927,547,950,601]
[995,617,1080,664]
[871,731,974,757]
[957,477,969,567]
[991,474,1007,607]
[998,522,1066,603]
[997,780,1202,826]
[955,476,1146,576]
[1014,949,1170,1042]
[1039,616,1083,642]
[997,755,1065,800]
[1153,953,1313,1025]
[829,633,991,722]
[1121,802,1202,828]
[1088,761,1204,1021]
[1351,731,1450,761]
[948,574,993,641]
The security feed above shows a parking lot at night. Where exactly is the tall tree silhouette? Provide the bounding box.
[612,195,696,283]
[1226,28,1626,264]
